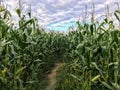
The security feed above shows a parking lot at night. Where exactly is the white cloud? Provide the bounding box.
[3,0,120,30]
[52,0,73,7]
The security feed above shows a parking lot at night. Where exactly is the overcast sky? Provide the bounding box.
[4,0,120,32]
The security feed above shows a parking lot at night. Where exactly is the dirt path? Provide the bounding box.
[46,63,63,90]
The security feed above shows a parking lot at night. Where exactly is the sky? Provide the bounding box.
[3,0,120,32]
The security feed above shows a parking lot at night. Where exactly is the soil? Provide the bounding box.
[46,63,63,90]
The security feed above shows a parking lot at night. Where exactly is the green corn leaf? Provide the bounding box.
[19,19,33,29]
[25,81,38,84]
[91,75,100,82]
[91,62,104,77]
[4,10,8,19]
[0,6,5,12]
[16,9,21,17]
[70,74,81,81]
[100,81,115,90]
[111,82,120,90]
[15,66,26,79]
[90,24,94,35]
[9,45,16,55]
[114,10,120,22]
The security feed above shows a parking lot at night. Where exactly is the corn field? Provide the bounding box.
[0,2,120,90]
[55,11,120,90]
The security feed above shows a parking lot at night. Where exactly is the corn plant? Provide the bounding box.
[56,16,120,90]
[0,5,69,90]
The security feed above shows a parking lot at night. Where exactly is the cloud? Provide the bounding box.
[4,0,120,31]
